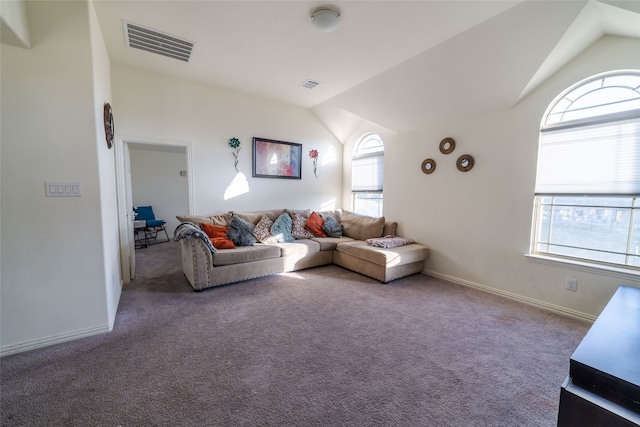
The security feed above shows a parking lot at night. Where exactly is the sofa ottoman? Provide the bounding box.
[333,240,430,283]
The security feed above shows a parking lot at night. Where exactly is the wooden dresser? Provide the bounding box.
[558,286,640,426]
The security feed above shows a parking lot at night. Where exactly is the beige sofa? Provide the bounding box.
[176,209,430,291]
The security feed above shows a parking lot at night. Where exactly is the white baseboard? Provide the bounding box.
[0,324,111,358]
[422,270,597,323]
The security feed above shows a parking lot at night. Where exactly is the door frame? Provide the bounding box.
[115,135,194,284]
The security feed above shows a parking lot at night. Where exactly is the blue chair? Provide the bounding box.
[133,206,169,245]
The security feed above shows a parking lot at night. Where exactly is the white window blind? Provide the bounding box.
[535,116,640,195]
[352,153,383,192]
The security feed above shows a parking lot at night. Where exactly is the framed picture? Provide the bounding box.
[252,137,302,179]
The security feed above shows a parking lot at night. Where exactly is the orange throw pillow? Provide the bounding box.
[209,237,236,249]
[201,223,236,249]
[305,212,327,237]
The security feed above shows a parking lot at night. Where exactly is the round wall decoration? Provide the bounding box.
[439,137,455,154]
[103,103,114,149]
[456,154,475,172]
[421,158,436,174]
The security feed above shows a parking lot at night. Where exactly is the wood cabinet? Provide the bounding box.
[558,286,640,426]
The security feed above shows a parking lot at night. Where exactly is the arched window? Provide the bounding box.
[352,133,384,217]
[531,70,640,268]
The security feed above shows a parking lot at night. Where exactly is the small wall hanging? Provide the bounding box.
[439,137,455,154]
[421,158,436,174]
[103,103,114,149]
[228,137,241,171]
[309,149,319,177]
[456,154,474,172]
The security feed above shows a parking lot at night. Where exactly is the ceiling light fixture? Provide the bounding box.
[311,8,340,33]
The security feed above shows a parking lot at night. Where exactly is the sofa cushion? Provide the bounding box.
[176,212,232,226]
[227,215,256,246]
[291,212,315,239]
[336,241,429,267]
[176,214,212,225]
[286,209,310,219]
[210,237,236,249]
[320,209,341,223]
[212,244,282,267]
[276,239,320,257]
[200,223,236,249]
[311,236,356,251]
[271,213,295,243]
[341,210,385,240]
[234,209,286,225]
[305,212,327,237]
[201,223,224,237]
[383,221,398,236]
[210,212,233,226]
[322,215,344,238]
[252,215,278,244]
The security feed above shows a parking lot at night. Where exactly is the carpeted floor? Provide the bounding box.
[1,241,590,426]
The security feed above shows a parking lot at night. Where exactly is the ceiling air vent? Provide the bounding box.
[300,79,321,89]
[124,21,194,62]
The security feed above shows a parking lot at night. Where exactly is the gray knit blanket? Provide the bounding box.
[173,222,217,253]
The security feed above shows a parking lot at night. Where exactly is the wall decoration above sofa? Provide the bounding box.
[103,103,114,149]
[252,137,302,179]
[421,158,436,174]
[456,154,475,172]
[439,137,455,154]
[228,137,241,172]
[309,149,319,177]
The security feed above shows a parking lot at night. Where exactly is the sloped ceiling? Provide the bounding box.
[91,0,640,139]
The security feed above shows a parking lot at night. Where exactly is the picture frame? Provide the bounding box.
[252,137,302,179]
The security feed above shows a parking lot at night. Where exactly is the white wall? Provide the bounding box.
[129,144,188,235]
[89,0,121,326]
[384,36,640,320]
[0,0,118,355]
[112,65,343,216]
[0,0,31,48]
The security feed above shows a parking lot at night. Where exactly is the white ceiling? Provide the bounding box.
[93,0,640,138]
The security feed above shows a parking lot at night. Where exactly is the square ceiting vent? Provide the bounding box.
[300,79,321,89]
[124,21,194,62]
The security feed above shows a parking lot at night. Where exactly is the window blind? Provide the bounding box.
[535,117,640,195]
[352,154,383,192]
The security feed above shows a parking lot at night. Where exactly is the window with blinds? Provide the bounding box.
[352,134,384,217]
[531,70,640,268]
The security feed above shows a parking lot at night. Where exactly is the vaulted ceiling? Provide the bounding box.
[93,1,640,139]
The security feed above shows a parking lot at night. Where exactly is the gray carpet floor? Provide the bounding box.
[1,241,590,426]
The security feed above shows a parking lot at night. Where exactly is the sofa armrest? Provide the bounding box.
[180,237,213,291]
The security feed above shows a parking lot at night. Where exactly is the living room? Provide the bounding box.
[2,0,640,362]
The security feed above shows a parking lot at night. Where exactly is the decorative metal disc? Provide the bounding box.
[421,158,436,174]
[439,137,455,154]
[456,154,474,172]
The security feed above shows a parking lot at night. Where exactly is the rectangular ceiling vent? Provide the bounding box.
[124,21,194,62]
[300,79,321,89]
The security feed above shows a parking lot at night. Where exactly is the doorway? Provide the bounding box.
[115,137,193,284]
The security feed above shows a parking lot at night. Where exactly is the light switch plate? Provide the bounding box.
[45,182,82,197]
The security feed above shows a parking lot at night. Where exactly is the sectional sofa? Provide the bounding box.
[175,209,430,291]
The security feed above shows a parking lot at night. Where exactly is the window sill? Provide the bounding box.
[525,253,640,282]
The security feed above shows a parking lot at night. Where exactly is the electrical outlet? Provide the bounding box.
[566,278,578,291]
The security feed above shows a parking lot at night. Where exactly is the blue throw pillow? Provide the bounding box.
[322,215,344,238]
[227,215,256,246]
[271,213,295,243]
